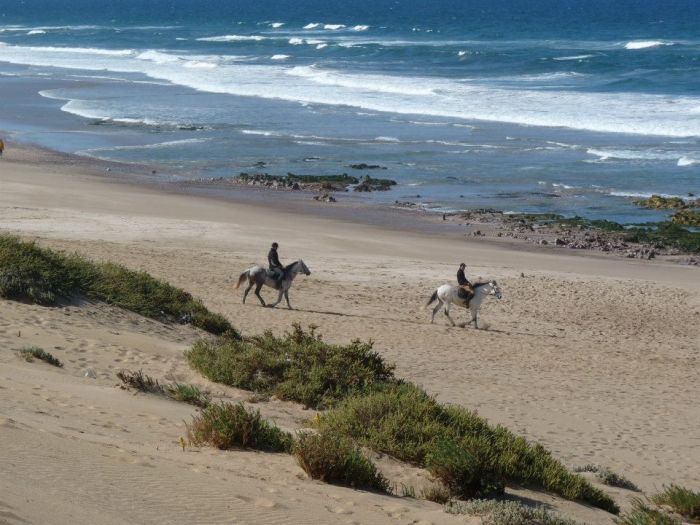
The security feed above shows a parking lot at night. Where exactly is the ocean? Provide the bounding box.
[1,0,699,223]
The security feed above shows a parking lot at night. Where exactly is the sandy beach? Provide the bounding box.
[1,142,699,525]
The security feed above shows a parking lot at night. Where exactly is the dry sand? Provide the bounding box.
[1,143,699,524]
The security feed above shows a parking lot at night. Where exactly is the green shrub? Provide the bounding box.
[187,402,292,452]
[18,346,63,367]
[316,383,618,513]
[117,369,210,408]
[446,499,578,525]
[573,464,639,491]
[615,498,681,525]
[0,234,236,336]
[166,383,211,408]
[186,324,395,409]
[652,485,700,522]
[420,484,452,504]
[294,432,389,493]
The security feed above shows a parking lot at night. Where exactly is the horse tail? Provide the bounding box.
[234,271,248,289]
[424,289,438,309]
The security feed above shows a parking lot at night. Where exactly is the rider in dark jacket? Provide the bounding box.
[457,263,474,304]
[268,242,284,282]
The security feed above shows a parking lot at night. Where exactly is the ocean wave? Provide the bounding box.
[0,43,133,56]
[136,50,180,64]
[552,54,594,61]
[27,30,46,35]
[303,23,320,29]
[677,156,700,167]
[196,35,266,42]
[352,25,369,31]
[607,190,688,199]
[82,138,208,154]
[288,38,305,45]
[586,148,684,162]
[5,42,700,138]
[323,24,346,30]
[270,22,285,28]
[271,54,289,60]
[316,43,328,50]
[183,60,218,69]
[624,40,674,50]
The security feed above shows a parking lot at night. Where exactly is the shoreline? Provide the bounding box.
[4,135,698,267]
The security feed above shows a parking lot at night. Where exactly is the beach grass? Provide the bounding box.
[614,498,681,525]
[446,499,578,525]
[294,431,390,493]
[187,402,292,452]
[186,324,395,409]
[315,382,618,511]
[18,346,63,367]
[117,369,210,408]
[573,464,639,491]
[652,485,700,522]
[0,234,236,336]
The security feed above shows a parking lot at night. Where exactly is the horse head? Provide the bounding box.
[297,259,311,276]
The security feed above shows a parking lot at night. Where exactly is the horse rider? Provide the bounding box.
[268,242,284,284]
[457,262,474,304]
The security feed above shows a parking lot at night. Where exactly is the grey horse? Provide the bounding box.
[235,259,311,309]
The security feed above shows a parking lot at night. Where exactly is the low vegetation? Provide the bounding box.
[652,485,700,522]
[573,464,639,491]
[117,369,210,408]
[615,498,681,525]
[186,324,395,409]
[294,432,390,493]
[18,346,63,367]
[315,382,617,511]
[187,402,292,452]
[446,499,578,525]
[186,325,617,512]
[0,234,236,336]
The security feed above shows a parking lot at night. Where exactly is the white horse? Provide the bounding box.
[235,259,311,309]
[425,280,502,328]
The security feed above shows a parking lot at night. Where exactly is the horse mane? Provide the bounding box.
[283,261,297,272]
[472,281,493,289]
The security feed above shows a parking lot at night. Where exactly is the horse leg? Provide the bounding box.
[470,308,479,329]
[242,281,253,304]
[431,300,442,324]
[444,303,456,326]
[268,288,284,308]
[254,283,266,307]
[284,290,292,310]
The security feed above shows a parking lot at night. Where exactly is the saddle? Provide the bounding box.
[457,285,473,305]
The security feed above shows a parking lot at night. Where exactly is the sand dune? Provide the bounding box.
[1,143,698,524]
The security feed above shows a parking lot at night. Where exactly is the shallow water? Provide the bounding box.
[1,0,699,223]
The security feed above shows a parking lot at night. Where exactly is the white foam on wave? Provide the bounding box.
[0,44,133,56]
[136,50,180,64]
[5,42,700,138]
[624,40,673,50]
[678,156,700,167]
[288,38,305,45]
[457,50,468,57]
[303,23,320,29]
[82,138,208,154]
[197,35,266,42]
[240,129,279,137]
[27,30,46,35]
[553,54,594,61]
[374,136,400,142]
[316,43,328,50]
[586,148,683,162]
[270,22,285,28]
[183,60,218,69]
[323,24,346,30]
[352,25,369,31]
[271,54,289,60]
